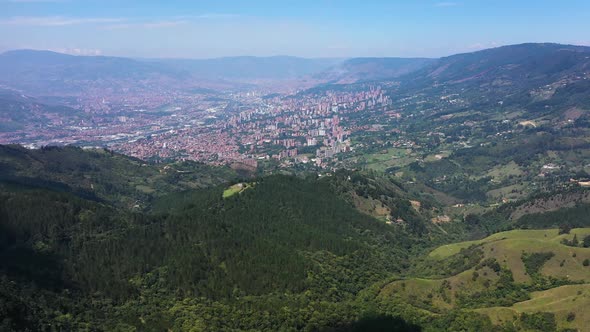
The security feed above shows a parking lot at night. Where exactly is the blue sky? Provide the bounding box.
[1,0,590,58]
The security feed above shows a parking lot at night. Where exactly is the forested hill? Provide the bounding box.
[394,43,590,123]
[0,145,433,331]
[0,144,237,208]
[402,43,590,88]
[2,145,588,331]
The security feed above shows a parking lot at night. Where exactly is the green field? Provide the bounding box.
[487,183,528,201]
[429,229,590,259]
[429,228,590,282]
[477,284,590,331]
[485,161,524,181]
[361,148,414,172]
[379,265,502,309]
[222,182,254,198]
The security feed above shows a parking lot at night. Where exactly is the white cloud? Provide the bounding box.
[103,20,189,30]
[100,14,239,30]
[435,2,458,7]
[467,42,500,50]
[0,13,238,29]
[193,13,240,19]
[4,0,68,2]
[0,16,123,26]
[50,47,103,55]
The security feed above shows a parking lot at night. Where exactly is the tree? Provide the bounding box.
[464,214,481,227]
[520,312,557,332]
[559,223,572,235]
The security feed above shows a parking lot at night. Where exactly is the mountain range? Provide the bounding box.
[2,43,590,96]
[0,49,433,93]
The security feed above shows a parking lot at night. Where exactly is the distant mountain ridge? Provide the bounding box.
[150,55,343,80]
[402,43,590,87]
[0,49,185,80]
[390,43,590,124]
[2,43,590,95]
[317,57,435,83]
[0,50,190,94]
[0,49,431,93]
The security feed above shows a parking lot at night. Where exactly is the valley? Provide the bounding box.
[0,43,589,331]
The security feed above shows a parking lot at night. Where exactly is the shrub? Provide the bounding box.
[559,224,572,235]
[520,312,557,332]
[566,312,576,322]
[522,252,555,276]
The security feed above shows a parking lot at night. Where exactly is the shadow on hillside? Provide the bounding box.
[0,223,67,291]
[322,315,422,332]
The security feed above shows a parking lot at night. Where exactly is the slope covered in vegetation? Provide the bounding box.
[1,145,588,331]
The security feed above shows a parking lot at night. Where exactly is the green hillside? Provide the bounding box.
[378,228,590,331]
[477,284,590,331]
[0,144,237,208]
[0,150,431,331]
[1,145,589,331]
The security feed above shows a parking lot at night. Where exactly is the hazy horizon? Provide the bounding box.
[3,41,589,61]
[2,0,590,59]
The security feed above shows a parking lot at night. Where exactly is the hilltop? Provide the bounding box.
[0,144,237,208]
